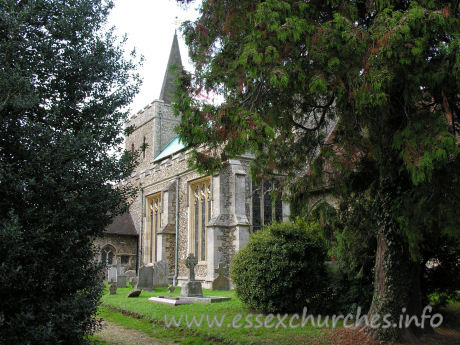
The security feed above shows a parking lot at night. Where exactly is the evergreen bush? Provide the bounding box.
[231,220,328,313]
[0,1,140,343]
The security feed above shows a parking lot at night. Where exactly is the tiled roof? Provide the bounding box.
[105,212,137,236]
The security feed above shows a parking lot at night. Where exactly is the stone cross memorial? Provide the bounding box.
[185,253,198,281]
[180,253,203,297]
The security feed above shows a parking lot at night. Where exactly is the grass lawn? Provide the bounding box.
[99,284,460,345]
[100,284,335,345]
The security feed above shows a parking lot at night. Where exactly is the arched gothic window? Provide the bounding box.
[144,193,161,263]
[252,180,283,231]
[101,246,115,266]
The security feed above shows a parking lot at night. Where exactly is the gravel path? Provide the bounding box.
[95,321,172,345]
[95,317,460,345]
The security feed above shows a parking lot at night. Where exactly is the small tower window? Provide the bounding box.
[131,143,135,153]
[142,137,146,159]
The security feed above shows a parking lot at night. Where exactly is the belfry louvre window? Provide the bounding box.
[252,180,283,231]
[145,193,161,263]
[189,177,211,261]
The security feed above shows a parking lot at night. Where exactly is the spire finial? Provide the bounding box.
[174,16,183,32]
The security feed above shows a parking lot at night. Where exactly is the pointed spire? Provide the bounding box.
[159,32,183,104]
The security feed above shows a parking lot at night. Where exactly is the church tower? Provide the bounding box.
[125,33,183,173]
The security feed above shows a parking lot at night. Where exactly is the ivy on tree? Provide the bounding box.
[174,0,460,342]
[0,0,141,344]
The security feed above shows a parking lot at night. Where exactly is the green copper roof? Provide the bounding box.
[153,136,185,162]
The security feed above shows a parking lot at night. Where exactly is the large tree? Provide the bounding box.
[174,0,459,341]
[0,0,140,343]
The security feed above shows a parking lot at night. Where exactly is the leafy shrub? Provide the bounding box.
[0,0,139,343]
[306,201,339,257]
[323,193,376,314]
[231,219,328,313]
[333,193,377,281]
[302,193,376,315]
[423,235,460,307]
[320,266,375,315]
[0,215,105,344]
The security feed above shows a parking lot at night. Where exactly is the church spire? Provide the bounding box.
[159,31,183,104]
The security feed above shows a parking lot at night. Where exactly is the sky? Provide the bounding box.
[108,0,201,115]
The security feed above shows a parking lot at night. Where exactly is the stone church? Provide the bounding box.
[97,33,290,288]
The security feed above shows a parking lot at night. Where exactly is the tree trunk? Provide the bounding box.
[363,177,424,342]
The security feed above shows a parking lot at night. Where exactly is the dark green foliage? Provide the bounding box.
[322,267,375,315]
[305,201,338,255]
[423,235,460,307]
[328,194,377,314]
[174,0,460,240]
[0,215,104,344]
[231,220,328,313]
[302,194,376,314]
[333,194,377,282]
[0,1,140,344]
[176,0,460,340]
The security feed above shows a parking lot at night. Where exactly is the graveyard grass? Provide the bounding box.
[99,284,332,345]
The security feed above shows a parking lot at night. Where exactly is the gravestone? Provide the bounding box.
[116,258,125,276]
[108,267,117,283]
[127,289,142,298]
[136,262,168,290]
[153,261,169,288]
[129,277,138,288]
[125,270,136,279]
[180,254,203,297]
[137,264,155,291]
[109,282,117,295]
[212,262,230,290]
[117,275,127,288]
